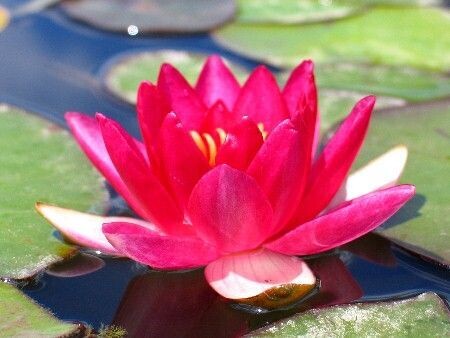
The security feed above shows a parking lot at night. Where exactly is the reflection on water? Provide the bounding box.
[21,234,450,337]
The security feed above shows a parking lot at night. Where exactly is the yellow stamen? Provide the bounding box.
[190,131,208,158]
[216,128,227,144]
[257,123,268,140]
[202,133,217,166]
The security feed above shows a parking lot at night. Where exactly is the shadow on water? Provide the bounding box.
[380,194,426,230]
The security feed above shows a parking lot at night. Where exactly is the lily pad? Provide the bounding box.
[356,103,450,266]
[236,0,364,24]
[0,5,9,32]
[0,282,84,337]
[61,0,236,34]
[104,50,249,104]
[0,105,108,279]
[247,293,450,337]
[214,7,450,71]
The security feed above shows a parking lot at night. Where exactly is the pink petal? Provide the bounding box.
[201,100,235,133]
[137,81,170,154]
[293,96,376,223]
[65,112,149,219]
[283,60,318,116]
[157,63,206,130]
[247,119,310,232]
[215,117,263,170]
[188,165,273,254]
[195,55,240,110]
[97,114,185,234]
[35,203,160,255]
[233,66,289,132]
[265,184,415,256]
[103,222,219,270]
[157,112,210,209]
[205,248,316,299]
[328,145,408,209]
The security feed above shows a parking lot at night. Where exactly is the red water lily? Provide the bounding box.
[37,56,414,301]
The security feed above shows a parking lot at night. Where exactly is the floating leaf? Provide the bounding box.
[356,103,450,265]
[0,105,108,279]
[247,293,450,337]
[236,0,363,24]
[0,5,9,32]
[214,7,450,71]
[61,0,236,34]
[0,282,84,336]
[105,50,249,104]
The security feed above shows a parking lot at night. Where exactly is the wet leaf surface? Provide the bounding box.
[61,0,236,34]
[104,50,249,104]
[0,105,108,279]
[214,7,450,71]
[356,103,450,266]
[247,292,450,337]
[0,282,83,337]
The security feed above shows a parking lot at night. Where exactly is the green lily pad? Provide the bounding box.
[105,50,249,104]
[355,102,450,266]
[0,105,108,279]
[236,0,364,25]
[0,282,84,337]
[314,64,450,102]
[61,0,236,34]
[247,293,450,337]
[214,7,450,71]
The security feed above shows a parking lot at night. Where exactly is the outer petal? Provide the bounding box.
[157,63,206,130]
[97,114,185,233]
[328,145,408,209]
[247,120,310,232]
[188,165,273,254]
[215,117,263,171]
[205,248,316,299]
[195,55,240,110]
[103,222,219,270]
[283,60,317,116]
[265,185,415,256]
[65,112,149,219]
[292,96,376,224]
[233,66,289,132]
[157,112,210,209]
[137,81,170,153]
[35,203,160,255]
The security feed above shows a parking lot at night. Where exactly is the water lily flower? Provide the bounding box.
[37,56,415,304]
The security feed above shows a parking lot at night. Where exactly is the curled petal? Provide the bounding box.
[35,203,160,255]
[233,66,289,132]
[97,114,184,232]
[195,55,240,110]
[266,185,415,256]
[188,165,273,254]
[157,63,206,130]
[216,117,263,170]
[293,96,376,224]
[103,222,219,270]
[158,113,210,209]
[328,145,408,209]
[248,120,310,232]
[205,248,316,299]
[65,112,150,219]
[283,60,317,116]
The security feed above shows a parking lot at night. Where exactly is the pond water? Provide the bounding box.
[0,2,449,336]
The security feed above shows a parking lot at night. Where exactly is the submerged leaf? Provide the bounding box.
[0,105,108,279]
[0,282,84,336]
[247,293,450,337]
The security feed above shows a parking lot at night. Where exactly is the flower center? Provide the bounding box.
[190,128,226,166]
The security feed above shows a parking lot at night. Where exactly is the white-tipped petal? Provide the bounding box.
[328,145,408,209]
[204,248,316,300]
[36,203,159,255]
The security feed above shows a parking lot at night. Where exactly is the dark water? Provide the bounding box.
[0,2,449,337]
